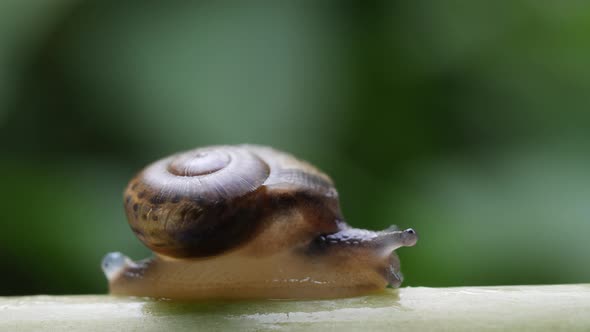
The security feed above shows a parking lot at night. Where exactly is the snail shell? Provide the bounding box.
[104,145,418,299]
[124,145,341,258]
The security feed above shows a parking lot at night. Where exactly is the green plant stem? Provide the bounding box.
[1,284,589,331]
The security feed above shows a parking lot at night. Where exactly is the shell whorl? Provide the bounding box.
[124,145,341,258]
[141,146,271,205]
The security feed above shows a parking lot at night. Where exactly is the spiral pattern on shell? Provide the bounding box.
[124,145,341,258]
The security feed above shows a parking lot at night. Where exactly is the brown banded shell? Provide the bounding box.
[124,145,343,258]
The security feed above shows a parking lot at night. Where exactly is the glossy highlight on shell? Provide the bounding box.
[104,144,418,300]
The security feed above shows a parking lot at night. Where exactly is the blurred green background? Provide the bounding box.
[1,1,590,295]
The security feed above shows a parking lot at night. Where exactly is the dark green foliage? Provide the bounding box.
[1,1,589,295]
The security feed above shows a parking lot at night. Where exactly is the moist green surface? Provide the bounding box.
[1,284,589,331]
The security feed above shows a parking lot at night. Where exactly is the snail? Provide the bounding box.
[102,145,418,299]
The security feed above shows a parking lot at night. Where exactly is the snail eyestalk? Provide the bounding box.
[316,227,418,256]
[376,228,418,255]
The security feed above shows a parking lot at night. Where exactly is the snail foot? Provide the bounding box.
[101,252,133,282]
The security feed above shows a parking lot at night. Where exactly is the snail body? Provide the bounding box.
[102,145,417,299]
